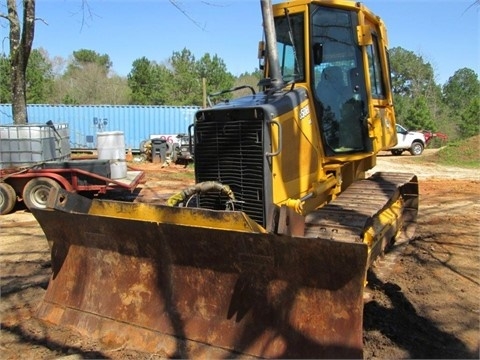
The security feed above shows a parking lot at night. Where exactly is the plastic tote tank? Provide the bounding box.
[97,131,127,179]
[0,123,71,169]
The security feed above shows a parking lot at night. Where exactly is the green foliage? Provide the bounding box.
[459,98,480,138]
[151,66,175,105]
[52,62,130,104]
[389,47,436,97]
[434,135,480,168]
[128,48,235,106]
[26,49,54,103]
[127,57,172,105]
[442,68,480,139]
[232,78,259,97]
[2,46,129,105]
[442,68,480,109]
[238,69,263,80]
[66,49,112,75]
[0,49,54,104]
[232,70,263,97]
[48,48,130,105]
[197,53,235,98]
[170,48,202,105]
[128,57,156,105]
[0,53,10,103]
[61,93,78,105]
[390,47,447,134]
[401,96,436,131]
[393,92,437,131]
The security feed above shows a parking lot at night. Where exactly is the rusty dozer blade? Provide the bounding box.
[32,189,368,359]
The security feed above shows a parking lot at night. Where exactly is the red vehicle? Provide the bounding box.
[0,160,144,215]
[422,130,448,145]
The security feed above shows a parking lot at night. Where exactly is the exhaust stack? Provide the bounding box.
[260,0,284,90]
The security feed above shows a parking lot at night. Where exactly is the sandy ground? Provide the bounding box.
[0,150,479,359]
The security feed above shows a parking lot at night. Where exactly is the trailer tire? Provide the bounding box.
[0,182,17,215]
[23,177,61,210]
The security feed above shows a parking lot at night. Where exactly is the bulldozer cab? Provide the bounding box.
[265,1,397,157]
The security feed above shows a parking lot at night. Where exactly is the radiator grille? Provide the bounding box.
[194,108,266,226]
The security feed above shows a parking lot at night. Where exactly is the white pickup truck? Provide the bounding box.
[390,124,427,156]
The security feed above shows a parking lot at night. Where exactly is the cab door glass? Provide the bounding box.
[367,34,386,99]
[311,5,368,155]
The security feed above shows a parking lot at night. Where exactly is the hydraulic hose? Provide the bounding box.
[167,181,235,207]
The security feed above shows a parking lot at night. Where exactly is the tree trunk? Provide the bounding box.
[8,0,36,124]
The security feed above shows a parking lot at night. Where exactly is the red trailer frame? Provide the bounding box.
[0,166,145,215]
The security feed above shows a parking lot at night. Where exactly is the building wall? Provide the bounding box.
[0,104,200,149]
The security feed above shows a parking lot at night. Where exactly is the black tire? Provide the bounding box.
[410,141,424,156]
[139,139,148,153]
[0,182,17,215]
[391,149,403,156]
[22,177,61,210]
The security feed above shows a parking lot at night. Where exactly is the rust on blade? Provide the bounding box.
[33,196,368,359]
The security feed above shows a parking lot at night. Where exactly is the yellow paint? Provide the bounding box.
[88,200,266,234]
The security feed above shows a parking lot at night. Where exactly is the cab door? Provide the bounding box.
[363,22,397,151]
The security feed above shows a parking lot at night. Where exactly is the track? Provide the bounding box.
[304,172,419,259]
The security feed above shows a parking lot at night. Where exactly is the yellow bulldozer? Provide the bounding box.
[32,0,418,358]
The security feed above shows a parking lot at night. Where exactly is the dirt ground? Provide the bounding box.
[1,150,479,359]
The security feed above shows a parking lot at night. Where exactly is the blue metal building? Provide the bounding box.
[0,104,200,149]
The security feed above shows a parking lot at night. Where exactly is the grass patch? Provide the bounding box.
[431,135,480,168]
[167,170,195,180]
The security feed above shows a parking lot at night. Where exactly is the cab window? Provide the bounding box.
[274,13,305,82]
[311,5,369,155]
[366,34,386,99]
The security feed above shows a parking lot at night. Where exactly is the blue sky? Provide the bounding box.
[1,0,478,85]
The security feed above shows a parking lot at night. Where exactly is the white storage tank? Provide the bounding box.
[96,131,127,179]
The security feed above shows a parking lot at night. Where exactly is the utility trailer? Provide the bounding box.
[0,160,145,215]
[0,123,144,215]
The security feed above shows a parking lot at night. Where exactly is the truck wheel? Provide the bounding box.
[391,149,403,156]
[410,141,424,156]
[0,182,17,215]
[23,177,61,210]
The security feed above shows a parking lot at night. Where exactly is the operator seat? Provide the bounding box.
[316,66,351,150]
[316,66,350,120]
